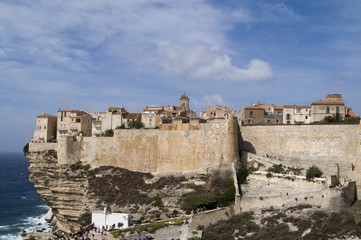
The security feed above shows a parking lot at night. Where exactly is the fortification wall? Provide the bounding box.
[240,174,355,211]
[60,119,239,173]
[29,142,57,152]
[239,124,361,187]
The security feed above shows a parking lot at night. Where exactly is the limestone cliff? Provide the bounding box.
[26,150,236,232]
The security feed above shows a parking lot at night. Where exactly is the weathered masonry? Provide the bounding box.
[30,118,239,173]
[239,123,361,191]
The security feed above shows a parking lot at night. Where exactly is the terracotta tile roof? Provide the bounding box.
[108,107,127,113]
[295,105,310,108]
[283,105,294,108]
[312,99,344,105]
[58,110,89,116]
[274,107,283,110]
[326,94,342,99]
[347,109,357,117]
[37,113,57,118]
[143,106,164,112]
[283,105,310,108]
[244,106,264,110]
[123,113,141,119]
[164,109,186,113]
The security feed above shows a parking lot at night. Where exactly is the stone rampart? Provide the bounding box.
[239,174,356,212]
[239,124,361,188]
[57,118,239,173]
[29,142,57,152]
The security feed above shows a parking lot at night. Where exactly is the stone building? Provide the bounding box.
[57,110,92,137]
[283,105,311,124]
[141,93,197,128]
[311,94,346,122]
[141,106,164,128]
[242,103,283,125]
[98,107,128,132]
[32,113,57,142]
[200,105,236,120]
[123,112,142,127]
[179,93,197,118]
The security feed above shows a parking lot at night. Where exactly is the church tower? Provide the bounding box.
[179,93,190,110]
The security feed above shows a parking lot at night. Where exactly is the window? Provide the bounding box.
[71,113,76,117]
[286,114,291,120]
[305,116,308,119]
[250,111,254,118]
[276,111,282,116]
[326,106,330,114]
[296,109,301,113]
[76,119,81,123]
[336,107,339,114]
[287,121,290,124]
[276,120,280,123]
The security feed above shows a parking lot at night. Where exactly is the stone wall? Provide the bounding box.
[239,174,355,212]
[239,124,361,188]
[189,206,236,231]
[57,119,239,173]
[29,142,57,152]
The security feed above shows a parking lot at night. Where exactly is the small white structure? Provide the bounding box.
[92,211,130,229]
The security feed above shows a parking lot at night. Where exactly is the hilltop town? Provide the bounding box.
[24,93,361,240]
[31,93,358,143]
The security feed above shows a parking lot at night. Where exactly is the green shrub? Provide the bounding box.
[344,117,360,124]
[306,165,323,180]
[322,113,344,123]
[268,164,285,174]
[182,194,218,211]
[237,168,249,184]
[152,196,162,207]
[115,124,125,129]
[23,142,29,155]
[146,221,167,233]
[127,119,144,129]
[103,128,114,137]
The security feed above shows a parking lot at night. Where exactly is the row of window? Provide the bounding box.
[37,126,47,130]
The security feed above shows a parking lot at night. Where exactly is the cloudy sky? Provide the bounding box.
[1,0,360,152]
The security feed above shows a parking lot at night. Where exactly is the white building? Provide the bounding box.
[92,212,130,229]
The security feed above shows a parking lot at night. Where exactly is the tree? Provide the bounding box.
[322,113,344,123]
[306,165,323,180]
[127,119,144,129]
[23,142,29,155]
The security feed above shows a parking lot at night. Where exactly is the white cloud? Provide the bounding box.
[193,94,225,108]
[157,41,273,81]
[0,0,272,82]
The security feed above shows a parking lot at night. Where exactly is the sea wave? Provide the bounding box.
[36,205,50,210]
[0,225,10,230]
[23,214,50,233]
[0,233,22,240]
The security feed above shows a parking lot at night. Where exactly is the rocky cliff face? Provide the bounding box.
[26,150,235,232]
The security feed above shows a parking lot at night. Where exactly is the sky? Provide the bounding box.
[0,0,361,152]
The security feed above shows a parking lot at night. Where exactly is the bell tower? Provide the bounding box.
[179,93,190,110]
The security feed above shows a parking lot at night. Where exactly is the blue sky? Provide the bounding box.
[1,0,360,152]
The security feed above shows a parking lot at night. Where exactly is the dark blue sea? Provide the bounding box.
[0,152,50,240]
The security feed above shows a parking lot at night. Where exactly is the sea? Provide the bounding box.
[0,152,50,240]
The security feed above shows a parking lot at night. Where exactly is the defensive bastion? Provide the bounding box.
[30,118,240,173]
[239,122,361,192]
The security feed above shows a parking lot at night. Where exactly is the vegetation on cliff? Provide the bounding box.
[202,205,361,240]
[180,171,235,212]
